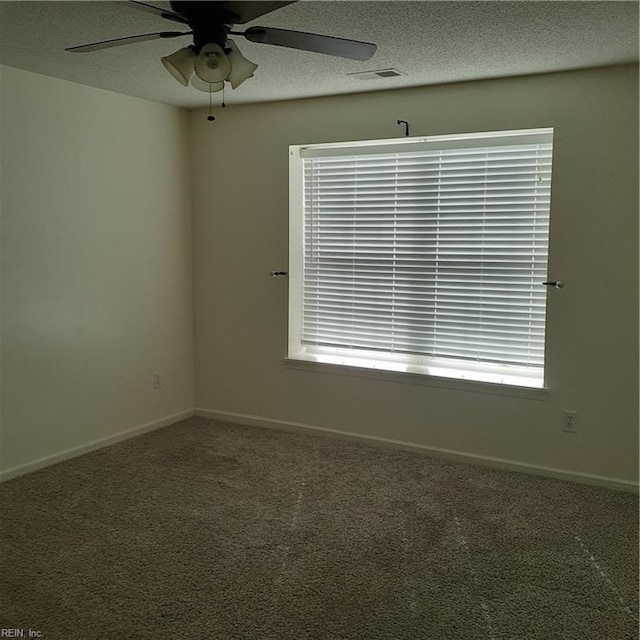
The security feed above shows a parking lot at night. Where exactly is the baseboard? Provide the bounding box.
[0,409,194,482]
[194,408,639,493]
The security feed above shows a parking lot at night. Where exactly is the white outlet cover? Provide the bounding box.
[563,410,578,432]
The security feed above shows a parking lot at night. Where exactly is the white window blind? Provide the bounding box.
[288,129,553,388]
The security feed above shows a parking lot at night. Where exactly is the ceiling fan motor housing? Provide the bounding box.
[170,1,238,52]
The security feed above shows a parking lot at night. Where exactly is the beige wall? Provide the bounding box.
[191,65,639,485]
[1,64,637,486]
[0,66,194,476]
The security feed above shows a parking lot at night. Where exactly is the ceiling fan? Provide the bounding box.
[66,1,377,94]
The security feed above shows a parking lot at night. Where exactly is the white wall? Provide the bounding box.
[191,65,639,486]
[0,66,194,476]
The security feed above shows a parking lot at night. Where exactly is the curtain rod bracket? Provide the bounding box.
[397,120,410,137]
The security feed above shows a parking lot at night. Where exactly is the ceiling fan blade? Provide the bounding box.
[222,1,296,24]
[126,1,188,24]
[242,27,376,61]
[66,31,191,53]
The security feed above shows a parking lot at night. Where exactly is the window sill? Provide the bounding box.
[284,357,548,400]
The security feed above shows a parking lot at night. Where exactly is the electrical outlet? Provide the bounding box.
[563,410,578,433]
[153,373,161,390]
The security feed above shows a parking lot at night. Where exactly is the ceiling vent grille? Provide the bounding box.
[347,68,404,81]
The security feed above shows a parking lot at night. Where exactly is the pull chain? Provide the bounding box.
[207,83,215,121]
[205,83,226,121]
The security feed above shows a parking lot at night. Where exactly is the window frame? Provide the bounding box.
[288,128,554,390]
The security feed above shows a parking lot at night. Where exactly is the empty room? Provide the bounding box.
[0,1,638,639]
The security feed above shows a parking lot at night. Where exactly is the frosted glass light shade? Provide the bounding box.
[194,43,231,83]
[191,74,224,93]
[161,47,196,86]
[226,40,258,89]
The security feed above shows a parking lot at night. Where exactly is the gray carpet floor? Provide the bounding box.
[0,417,638,640]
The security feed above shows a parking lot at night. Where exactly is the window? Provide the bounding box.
[288,128,553,389]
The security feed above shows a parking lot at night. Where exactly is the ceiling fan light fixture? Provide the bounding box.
[226,40,258,89]
[190,74,225,93]
[161,46,196,86]
[194,43,231,83]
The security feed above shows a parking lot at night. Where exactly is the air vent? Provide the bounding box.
[347,68,404,81]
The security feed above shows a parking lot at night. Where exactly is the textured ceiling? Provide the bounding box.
[0,1,638,108]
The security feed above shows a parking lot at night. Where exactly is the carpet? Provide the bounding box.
[0,417,638,639]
